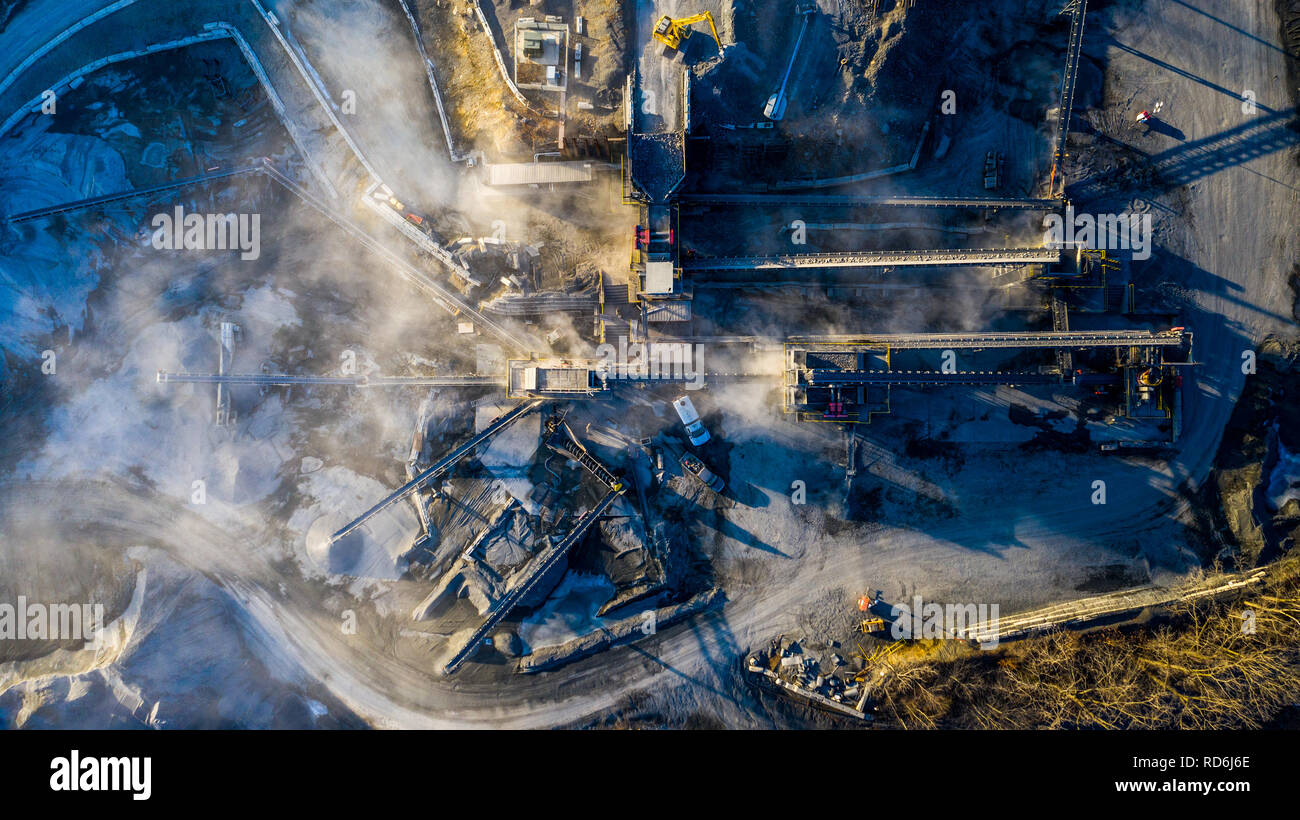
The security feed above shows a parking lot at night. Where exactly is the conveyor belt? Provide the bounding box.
[483,295,599,315]
[789,329,1187,350]
[330,400,542,543]
[544,423,623,490]
[5,165,263,223]
[157,371,502,387]
[259,162,536,353]
[1053,0,1088,167]
[680,248,1060,271]
[804,370,1060,386]
[443,487,622,673]
[679,194,1062,210]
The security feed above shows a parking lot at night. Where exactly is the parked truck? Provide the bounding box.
[680,452,725,493]
[672,395,710,445]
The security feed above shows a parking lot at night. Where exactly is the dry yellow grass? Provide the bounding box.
[873,559,1300,729]
[420,1,534,156]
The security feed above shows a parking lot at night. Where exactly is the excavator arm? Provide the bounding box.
[692,12,723,52]
[652,11,723,52]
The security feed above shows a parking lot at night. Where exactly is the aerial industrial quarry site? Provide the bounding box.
[1,0,1300,749]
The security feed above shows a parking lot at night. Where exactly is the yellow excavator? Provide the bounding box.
[652,11,722,53]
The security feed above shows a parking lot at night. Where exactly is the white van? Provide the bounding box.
[672,396,710,446]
